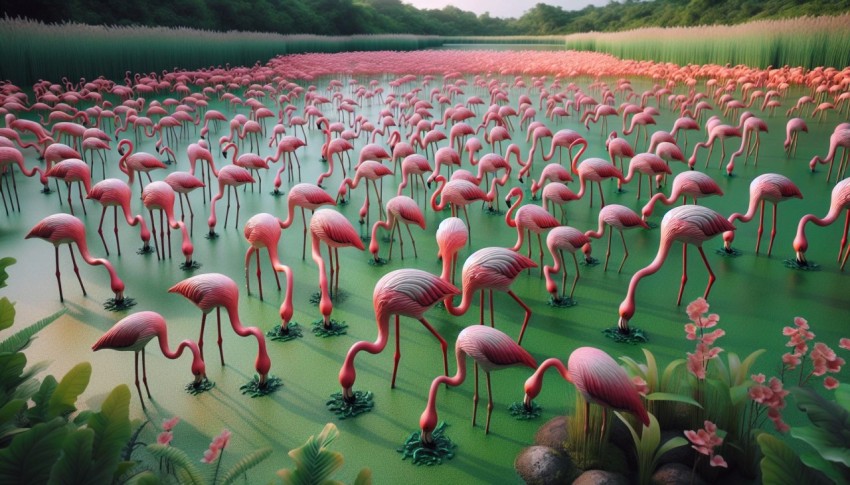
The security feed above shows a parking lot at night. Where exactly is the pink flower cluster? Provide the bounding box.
[201,429,232,464]
[157,416,180,446]
[684,420,727,468]
[684,298,725,380]
[748,374,790,433]
[782,317,846,390]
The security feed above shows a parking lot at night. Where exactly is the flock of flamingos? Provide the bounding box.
[2,49,849,459]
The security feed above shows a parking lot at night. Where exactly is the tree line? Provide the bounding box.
[4,0,850,36]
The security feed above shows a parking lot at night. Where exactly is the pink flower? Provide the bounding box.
[782,352,801,368]
[748,384,772,404]
[794,316,809,329]
[710,455,728,468]
[702,329,725,345]
[211,429,231,451]
[685,420,725,466]
[201,447,220,464]
[686,297,709,321]
[751,373,765,384]
[162,416,180,432]
[840,338,850,350]
[699,313,720,329]
[685,323,698,340]
[824,376,839,390]
[632,376,649,396]
[687,353,706,379]
[157,431,173,446]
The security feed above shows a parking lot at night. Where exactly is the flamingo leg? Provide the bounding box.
[756,200,766,254]
[569,252,581,300]
[97,207,110,256]
[244,247,254,296]
[839,210,850,263]
[418,317,449,379]
[224,187,232,228]
[604,227,613,271]
[618,229,630,273]
[388,219,397,260]
[301,208,308,260]
[392,315,401,388]
[598,181,606,207]
[141,348,152,398]
[841,236,850,270]
[406,222,418,258]
[767,204,778,257]
[526,229,532,274]
[485,371,494,434]
[216,307,225,366]
[77,182,87,216]
[256,249,265,300]
[463,205,471,244]
[489,289,495,328]
[698,246,717,301]
[478,290,485,325]
[69,245,87,296]
[472,362,480,428]
[234,189,242,229]
[134,351,146,410]
[509,290,532,345]
[270,248,281,291]
[54,245,64,302]
[677,243,688,306]
[186,195,195,237]
[558,249,567,300]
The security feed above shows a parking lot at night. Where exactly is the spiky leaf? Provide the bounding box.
[758,433,832,485]
[0,308,66,354]
[47,428,94,485]
[645,392,702,408]
[735,349,766,385]
[147,444,204,485]
[353,468,372,485]
[0,418,68,484]
[86,385,131,477]
[48,362,91,418]
[121,420,149,461]
[0,352,27,396]
[0,257,15,290]
[220,447,272,485]
[642,348,658,390]
[279,423,344,485]
[0,298,14,332]
[26,376,57,424]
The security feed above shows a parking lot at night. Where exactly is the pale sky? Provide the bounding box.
[403,0,609,19]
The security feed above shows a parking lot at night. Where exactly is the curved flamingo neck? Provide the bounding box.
[570,140,587,176]
[505,191,522,228]
[586,216,607,239]
[223,300,271,377]
[74,235,124,295]
[279,202,296,229]
[369,219,392,255]
[525,357,571,399]
[430,178,447,212]
[444,284,473,317]
[340,312,391,391]
[421,348,468,436]
[310,235,333,320]
[620,236,673,320]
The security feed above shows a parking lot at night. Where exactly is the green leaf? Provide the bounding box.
[655,436,688,460]
[0,399,26,441]
[800,450,848,484]
[0,308,66,354]
[711,353,730,385]
[0,352,27,396]
[836,386,850,411]
[0,257,15,290]
[280,423,345,485]
[353,468,372,485]
[86,385,131,479]
[758,433,832,485]
[660,359,686,390]
[792,426,850,467]
[735,349,766,385]
[47,362,91,418]
[27,376,58,424]
[220,447,272,485]
[0,418,69,485]
[146,444,204,485]
[642,348,658,390]
[729,384,751,407]
[0,298,14,332]
[125,470,161,485]
[47,428,94,485]
[792,386,850,455]
[619,356,646,379]
[645,392,703,408]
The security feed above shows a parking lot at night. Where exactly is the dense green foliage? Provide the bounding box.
[4,0,850,36]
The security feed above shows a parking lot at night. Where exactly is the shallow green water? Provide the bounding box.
[2,62,849,483]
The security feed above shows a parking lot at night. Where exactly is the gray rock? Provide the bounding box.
[534,415,569,450]
[515,445,576,485]
[652,463,707,485]
[655,430,693,467]
[572,469,630,485]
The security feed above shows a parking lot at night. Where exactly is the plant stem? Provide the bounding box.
[213,449,224,484]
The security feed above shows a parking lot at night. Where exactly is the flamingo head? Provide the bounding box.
[808,157,819,171]
[505,186,523,206]
[523,373,543,409]
[722,230,735,252]
[618,299,635,330]
[581,242,593,262]
[191,355,207,385]
[419,407,438,445]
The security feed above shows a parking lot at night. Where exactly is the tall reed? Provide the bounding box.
[563,14,850,70]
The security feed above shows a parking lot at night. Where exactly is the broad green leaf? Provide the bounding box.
[0,308,66,354]
[0,399,26,441]
[655,436,688,461]
[220,447,272,485]
[619,356,645,379]
[353,468,372,485]
[47,362,91,417]
[280,423,345,485]
[800,450,848,484]
[26,376,57,424]
[792,426,850,467]
[758,433,832,485]
[615,411,641,447]
[736,349,766,385]
[792,386,850,449]
[712,354,730,385]
[660,359,686,389]
[0,418,68,485]
[86,385,131,478]
[642,348,658,390]
[645,392,702,408]
[125,470,161,485]
[0,257,15,290]
[47,428,94,485]
[147,444,203,485]
[112,461,138,482]
[729,384,750,407]
[836,386,850,411]
[0,352,27,395]
[0,298,14,332]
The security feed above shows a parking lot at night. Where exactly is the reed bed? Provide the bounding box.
[0,17,442,86]
[564,14,850,70]
[441,35,566,45]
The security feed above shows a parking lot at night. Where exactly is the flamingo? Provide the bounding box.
[529,163,573,200]
[543,226,593,305]
[116,139,166,198]
[540,182,580,224]
[242,213,296,339]
[87,178,151,256]
[267,136,306,188]
[543,129,585,165]
[187,139,217,202]
[0,146,44,213]
[793,178,850,270]
[430,175,502,243]
[441,246,537,345]
[273,183,335,260]
[169,273,274,389]
[316,119,354,186]
[618,153,671,199]
[396,153,432,205]
[606,131,634,171]
[617,205,735,334]
[92,311,207,409]
[44,158,92,216]
[809,128,850,183]
[436,216,468,287]
[207,164,255,237]
[783,118,808,158]
[723,173,803,256]
[337,160,393,229]
[418,325,536,443]
[369,195,425,262]
[337,268,460,406]
[522,347,649,440]
[164,171,204,236]
[641,170,724,223]
[222,142,269,193]
[569,139,625,208]
[725,116,768,175]
[310,208,365,331]
[141,181,196,267]
[585,204,649,272]
[25,213,131,308]
[505,187,560,275]
[687,122,742,170]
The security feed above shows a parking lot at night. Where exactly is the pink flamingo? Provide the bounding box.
[585,204,648,272]
[271,183,335,260]
[437,216,468,287]
[25,213,130,307]
[337,160,393,228]
[316,137,354,187]
[142,181,195,266]
[187,139,217,202]
[207,164,255,237]
[641,170,724,223]
[654,141,686,185]
[723,173,803,256]
[222,142,268,192]
[242,213,296,338]
[793,178,850,270]
[310,208,365,331]
[617,205,735,334]
[44,158,92,216]
[369,195,425,262]
[543,226,592,305]
[267,136,306,188]
[541,182,580,224]
[529,163,573,200]
[618,152,671,199]
[622,112,656,149]
[81,136,110,179]
[441,246,537,345]
[396,153,432,205]
[427,146,462,183]
[117,139,166,198]
[505,187,560,275]
[522,347,649,439]
[337,268,460,404]
[606,131,635,171]
[543,129,585,165]
[92,311,207,409]
[169,273,274,388]
[165,171,205,235]
[784,118,808,157]
[688,122,742,169]
[725,116,768,175]
[41,142,82,192]
[430,175,501,243]
[473,147,517,210]
[419,325,536,443]
[809,127,850,183]
[0,146,44,213]
[87,178,152,256]
[569,139,625,208]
